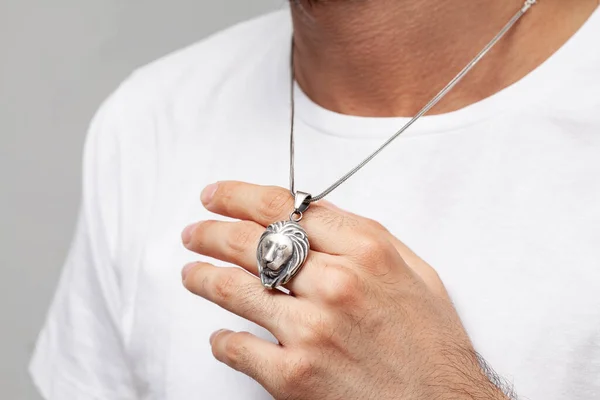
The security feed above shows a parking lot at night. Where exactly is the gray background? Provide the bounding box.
[0,1,283,398]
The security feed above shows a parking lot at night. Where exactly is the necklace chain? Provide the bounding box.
[289,0,537,204]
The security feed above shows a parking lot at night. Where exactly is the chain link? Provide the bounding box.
[289,0,538,203]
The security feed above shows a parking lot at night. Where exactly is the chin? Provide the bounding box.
[259,264,286,289]
[263,267,280,278]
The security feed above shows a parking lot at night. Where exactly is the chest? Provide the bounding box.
[125,119,600,399]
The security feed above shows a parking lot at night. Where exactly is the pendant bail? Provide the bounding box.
[294,191,312,214]
[290,191,311,222]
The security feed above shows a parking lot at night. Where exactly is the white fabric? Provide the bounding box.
[30,9,600,400]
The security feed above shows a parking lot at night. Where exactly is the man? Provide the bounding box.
[30,0,600,399]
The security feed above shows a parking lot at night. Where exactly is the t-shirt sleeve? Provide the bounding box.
[29,87,138,399]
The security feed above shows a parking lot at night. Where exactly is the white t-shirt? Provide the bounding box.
[30,9,600,400]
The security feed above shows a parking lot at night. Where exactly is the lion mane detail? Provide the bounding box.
[257,221,310,289]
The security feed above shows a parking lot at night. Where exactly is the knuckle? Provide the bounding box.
[185,220,208,248]
[226,222,254,254]
[214,182,235,209]
[320,266,363,305]
[213,270,240,303]
[258,187,291,221]
[182,263,207,291]
[298,312,337,346]
[422,267,448,298]
[354,234,389,261]
[426,267,442,284]
[280,353,316,392]
[223,332,251,366]
[367,219,387,233]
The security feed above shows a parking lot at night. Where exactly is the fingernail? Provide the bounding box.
[201,183,219,205]
[210,329,226,344]
[181,262,197,280]
[181,222,198,245]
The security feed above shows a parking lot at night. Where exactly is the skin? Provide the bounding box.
[180,1,599,398]
[182,182,503,399]
[292,0,599,116]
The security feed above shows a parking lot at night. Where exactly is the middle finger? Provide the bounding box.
[183,219,338,297]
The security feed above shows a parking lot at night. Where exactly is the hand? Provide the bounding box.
[181,181,510,400]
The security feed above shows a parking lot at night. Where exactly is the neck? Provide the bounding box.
[291,0,597,117]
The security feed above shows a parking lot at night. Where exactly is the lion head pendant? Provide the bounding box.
[256,220,310,289]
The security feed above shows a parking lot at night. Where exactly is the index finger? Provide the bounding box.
[200,181,374,255]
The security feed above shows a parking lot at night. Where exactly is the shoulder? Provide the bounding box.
[89,7,290,157]
[106,10,289,116]
[86,8,290,182]
[83,9,291,254]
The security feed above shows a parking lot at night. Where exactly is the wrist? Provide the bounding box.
[425,347,517,400]
[472,352,517,400]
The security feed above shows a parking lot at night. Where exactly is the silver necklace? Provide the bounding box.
[257,0,538,289]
